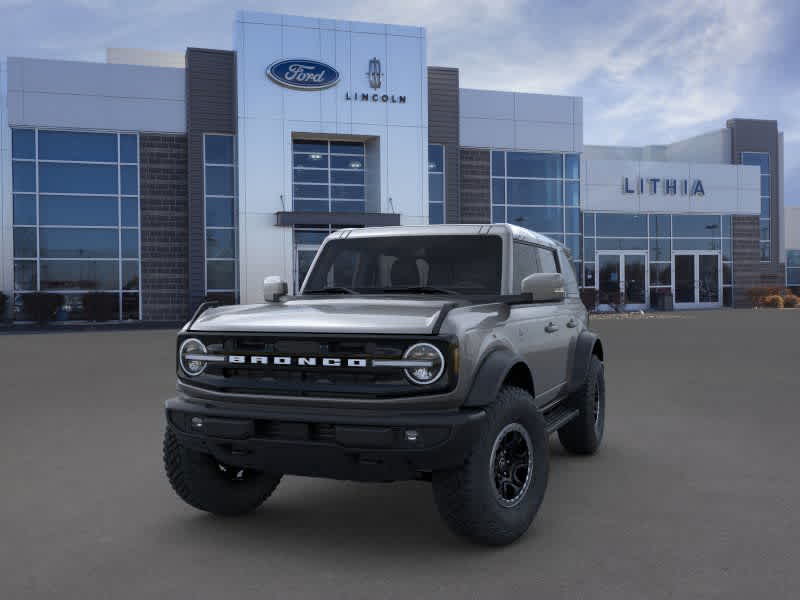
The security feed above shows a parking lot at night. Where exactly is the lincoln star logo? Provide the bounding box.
[367,57,382,89]
[266,59,341,90]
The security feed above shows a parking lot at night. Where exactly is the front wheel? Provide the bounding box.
[163,428,282,516]
[432,386,549,546]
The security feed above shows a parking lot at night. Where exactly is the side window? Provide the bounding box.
[557,248,580,297]
[536,247,559,274]
[513,242,540,292]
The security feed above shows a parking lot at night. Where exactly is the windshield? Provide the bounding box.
[302,235,503,295]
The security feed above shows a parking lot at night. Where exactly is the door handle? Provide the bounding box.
[545,322,559,333]
[566,318,578,328]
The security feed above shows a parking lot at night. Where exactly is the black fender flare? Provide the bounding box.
[463,347,528,407]
[567,331,603,395]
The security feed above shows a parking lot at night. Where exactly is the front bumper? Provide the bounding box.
[165,396,486,482]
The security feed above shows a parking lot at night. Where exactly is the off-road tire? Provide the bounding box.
[558,355,605,455]
[432,386,549,546]
[163,428,281,516]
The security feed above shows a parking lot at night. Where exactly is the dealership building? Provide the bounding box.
[0,10,793,321]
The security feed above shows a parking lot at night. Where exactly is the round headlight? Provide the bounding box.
[179,338,208,376]
[403,343,445,385]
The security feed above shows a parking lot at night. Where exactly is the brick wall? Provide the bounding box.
[139,134,189,322]
[732,216,761,307]
[459,149,490,224]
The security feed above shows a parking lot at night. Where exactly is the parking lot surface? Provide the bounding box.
[1,309,799,599]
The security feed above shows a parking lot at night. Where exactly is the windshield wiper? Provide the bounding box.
[379,286,459,295]
[304,286,359,295]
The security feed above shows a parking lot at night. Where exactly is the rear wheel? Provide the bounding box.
[558,355,605,454]
[163,428,281,516]
[432,386,549,546]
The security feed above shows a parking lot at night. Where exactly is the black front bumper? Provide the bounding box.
[166,396,486,482]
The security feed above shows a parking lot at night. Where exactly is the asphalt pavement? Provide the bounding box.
[1,308,799,599]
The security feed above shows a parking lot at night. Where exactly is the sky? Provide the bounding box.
[1,0,798,205]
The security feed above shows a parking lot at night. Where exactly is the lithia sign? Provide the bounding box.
[267,57,406,103]
[623,177,705,196]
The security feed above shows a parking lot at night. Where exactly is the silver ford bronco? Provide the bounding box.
[164,224,605,545]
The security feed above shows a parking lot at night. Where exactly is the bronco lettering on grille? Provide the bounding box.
[227,355,369,368]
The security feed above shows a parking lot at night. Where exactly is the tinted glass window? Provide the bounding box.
[40,260,119,290]
[565,181,579,206]
[40,195,118,226]
[207,260,236,290]
[206,229,236,258]
[428,202,444,224]
[565,207,580,233]
[649,238,671,261]
[565,154,580,179]
[205,135,234,164]
[596,238,647,250]
[583,238,595,262]
[14,261,37,291]
[120,134,138,163]
[121,165,138,195]
[537,247,559,273]
[13,228,37,258]
[333,170,365,185]
[13,194,36,225]
[206,197,235,227]
[564,234,581,260]
[206,166,235,195]
[330,141,364,155]
[596,213,647,237]
[649,214,671,237]
[721,215,732,237]
[331,155,363,169]
[294,153,329,168]
[507,179,562,205]
[332,185,364,200]
[673,238,721,251]
[492,206,505,224]
[506,206,563,233]
[429,173,444,204]
[12,161,36,192]
[507,152,562,178]
[40,228,118,258]
[122,261,139,290]
[491,151,505,176]
[121,198,139,227]
[513,243,540,291]
[12,129,35,159]
[39,163,118,194]
[121,229,139,258]
[673,214,721,237]
[293,140,327,154]
[558,248,579,296]
[38,131,117,162]
[428,145,444,172]
[583,213,595,236]
[332,200,365,212]
[787,250,800,268]
[305,235,503,294]
[741,152,769,174]
[492,179,505,205]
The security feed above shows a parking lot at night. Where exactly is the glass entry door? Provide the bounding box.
[672,252,721,309]
[597,252,648,311]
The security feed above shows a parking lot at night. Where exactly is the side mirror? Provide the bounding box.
[263,276,288,303]
[521,272,566,302]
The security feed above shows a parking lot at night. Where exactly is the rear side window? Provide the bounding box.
[557,248,580,297]
[536,247,559,274]
[513,243,540,293]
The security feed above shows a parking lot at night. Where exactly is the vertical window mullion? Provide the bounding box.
[35,128,41,293]
[117,133,123,320]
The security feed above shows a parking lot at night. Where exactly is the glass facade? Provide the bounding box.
[742,152,770,261]
[491,150,581,274]
[292,140,365,213]
[428,144,444,224]
[787,250,800,288]
[204,134,238,303]
[11,128,141,320]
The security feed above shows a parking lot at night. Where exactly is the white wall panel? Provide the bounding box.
[460,89,514,120]
[0,59,10,295]
[514,121,574,152]
[460,117,514,149]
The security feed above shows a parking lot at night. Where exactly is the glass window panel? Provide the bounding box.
[331,185,364,200]
[721,215,732,237]
[672,214,721,237]
[491,151,505,177]
[492,205,506,223]
[565,181,579,206]
[207,260,236,290]
[428,144,444,172]
[595,213,647,237]
[205,197,234,227]
[741,152,769,174]
[565,234,581,260]
[12,129,35,159]
[546,233,564,242]
[506,206,563,233]
[13,227,37,258]
[673,238,721,251]
[40,228,118,258]
[206,229,236,258]
[759,219,770,240]
[429,173,444,204]
[583,213,595,237]
[787,251,800,268]
[40,260,119,290]
[40,195,118,226]
[205,135,234,164]
[121,165,138,195]
[294,168,329,184]
[507,179,562,205]
[120,134,138,163]
[330,141,364,155]
[760,242,770,261]
[787,268,800,285]
[12,161,36,192]
[584,262,595,287]
[761,197,770,218]
[331,170,364,185]
[492,179,505,205]
[38,130,117,162]
[330,155,363,169]
[565,207,580,233]
[293,140,328,154]
[14,261,37,291]
[507,152,562,178]
[121,229,139,258]
[565,154,580,180]
[122,261,139,290]
[122,293,140,320]
[649,214,671,237]
[537,247,559,273]
[650,263,671,286]
[294,153,329,168]
[13,194,36,225]
[723,287,732,307]
[294,230,328,245]
[649,238,671,261]
[331,200,365,213]
[294,184,329,199]
[429,202,444,224]
[596,238,647,250]
[760,175,770,196]
[583,238,595,262]
[205,166,234,195]
[722,238,732,261]
[294,199,329,212]
[39,163,118,194]
[723,263,732,285]
[121,197,139,227]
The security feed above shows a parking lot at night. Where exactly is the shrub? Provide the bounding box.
[782,294,799,308]
[83,292,118,322]
[22,293,64,324]
[0,291,7,321]
[762,295,784,309]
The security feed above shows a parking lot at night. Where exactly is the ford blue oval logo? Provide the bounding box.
[267,59,340,90]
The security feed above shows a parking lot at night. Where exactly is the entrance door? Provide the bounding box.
[597,252,648,311]
[672,252,721,309]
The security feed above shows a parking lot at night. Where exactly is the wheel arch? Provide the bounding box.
[463,348,535,407]
[568,331,603,394]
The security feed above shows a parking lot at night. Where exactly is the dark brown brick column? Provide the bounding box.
[428,67,460,223]
[459,149,490,224]
[732,215,760,307]
[139,134,189,322]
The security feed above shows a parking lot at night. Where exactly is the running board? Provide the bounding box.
[544,407,580,434]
